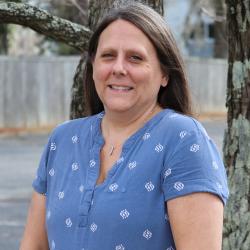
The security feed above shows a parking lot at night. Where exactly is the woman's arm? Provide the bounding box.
[167,192,224,250]
[19,191,49,250]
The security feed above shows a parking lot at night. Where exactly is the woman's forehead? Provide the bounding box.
[97,20,155,53]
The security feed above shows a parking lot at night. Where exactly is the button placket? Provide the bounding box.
[78,189,94,228]
[78,139,100,229]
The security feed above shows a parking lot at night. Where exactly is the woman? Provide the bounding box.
[20,3,229,250]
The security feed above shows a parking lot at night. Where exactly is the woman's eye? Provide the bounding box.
[130,55,142,61]
[101,53,114,58]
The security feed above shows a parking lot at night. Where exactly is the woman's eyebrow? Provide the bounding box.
[98,45,147,54]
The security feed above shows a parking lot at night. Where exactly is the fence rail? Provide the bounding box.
[0,56,78,128]
[185,57,227,115]
[0,56,227,129]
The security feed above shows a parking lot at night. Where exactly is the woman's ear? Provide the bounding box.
[161,75,169,87]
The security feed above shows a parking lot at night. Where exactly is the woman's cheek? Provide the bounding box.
[128,65,149,80]
[96,64,112,82]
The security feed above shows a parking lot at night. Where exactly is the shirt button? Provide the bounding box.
[78,215,88,227]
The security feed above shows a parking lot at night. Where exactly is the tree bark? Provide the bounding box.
[70,0,164,119]
[0,2,91,52]
[0,24,8,53]
[223,1,250,249]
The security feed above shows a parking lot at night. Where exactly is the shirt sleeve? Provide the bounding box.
[161,125,229,205]
[32,136,52,195]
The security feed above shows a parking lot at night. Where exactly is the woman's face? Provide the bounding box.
[92,19,167,115]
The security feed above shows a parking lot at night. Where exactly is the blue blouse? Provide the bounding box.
[33,109,229,250]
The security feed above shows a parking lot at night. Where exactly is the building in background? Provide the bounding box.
[164,0,226,58]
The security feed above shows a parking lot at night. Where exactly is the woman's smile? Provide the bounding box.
[108,84,134,92]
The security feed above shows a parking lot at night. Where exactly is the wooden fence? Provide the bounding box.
[0,56,227,129]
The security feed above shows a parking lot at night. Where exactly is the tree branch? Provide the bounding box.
[0,1,91,52]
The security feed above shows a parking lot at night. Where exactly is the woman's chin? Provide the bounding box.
[104,103,135,114]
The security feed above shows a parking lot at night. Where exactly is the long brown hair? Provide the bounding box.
[83,2,192,116]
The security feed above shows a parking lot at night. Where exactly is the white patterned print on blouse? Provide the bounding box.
[164,168,172,178]
[174,182,184,191]
[49,168,55,176]
[58,191,64,199]
[47,210,51,220]
[117,157,124,164]
[89,159,96,167]
[216,182,223,189]
[166,246,175,250]
[212,161,219,170]
[155,143,164,152]
[143,229,152,240]
[145,181,155,192]
[71,162,79,171]
[79,184,84,193]
[128,161,137,170]
[190,144,200,152]
[51,240,56,249]
[164,213,169,221]
[65,218,72,227]
[120,209,130,219]
[169,114,179,118]
[115,244,125,250]
[97,113,104,119]
[90,223,98,232]
[72,135,79,143]
[50,142,56,151]
[109,183,119,192]
[179,130,187,139]
[142,132,151,140]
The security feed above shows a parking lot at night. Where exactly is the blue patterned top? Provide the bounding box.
[33,109,229,250]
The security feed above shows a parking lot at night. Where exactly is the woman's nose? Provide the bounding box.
[112,57,127,76]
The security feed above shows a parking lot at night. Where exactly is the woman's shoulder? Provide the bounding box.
[161,109,205,136]
[49,113,102,139]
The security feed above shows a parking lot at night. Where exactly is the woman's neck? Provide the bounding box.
[101,104,162,143]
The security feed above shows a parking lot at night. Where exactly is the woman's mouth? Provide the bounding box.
[108,85,134,91]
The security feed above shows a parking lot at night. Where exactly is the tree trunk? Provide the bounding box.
[70,0,164,119]
[0,24,8,54]
[223,1,250,249]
